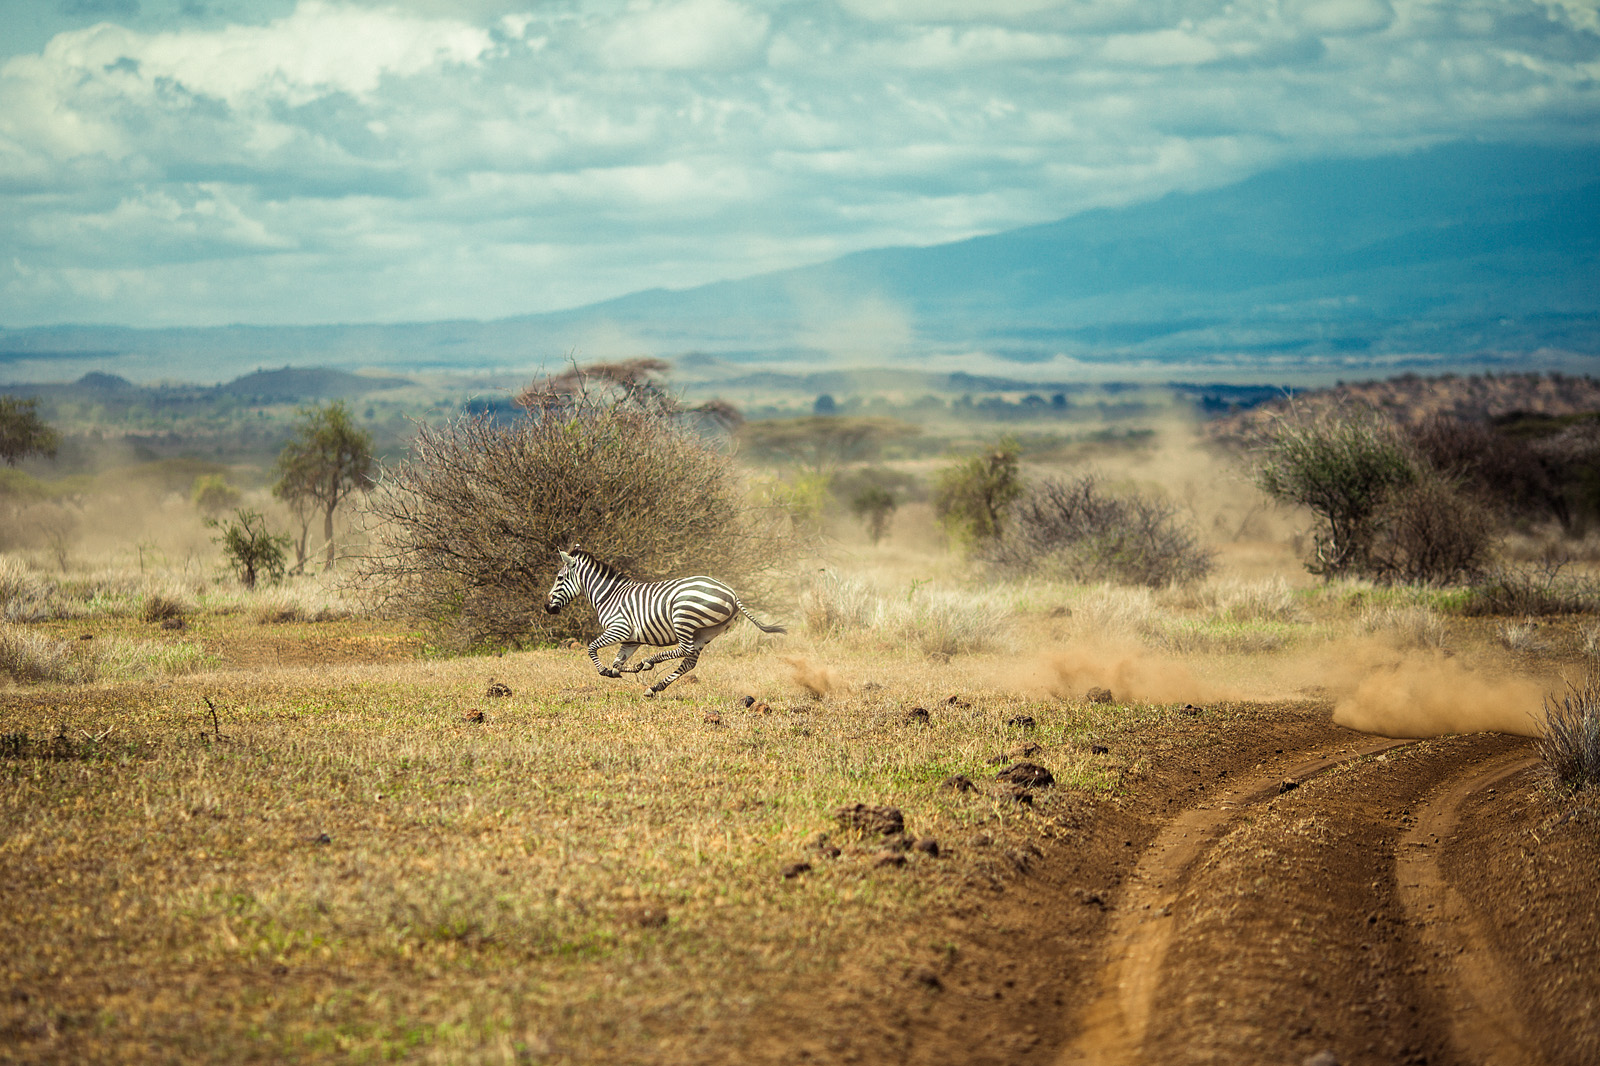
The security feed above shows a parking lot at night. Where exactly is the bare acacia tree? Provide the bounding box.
[356,371,790,651]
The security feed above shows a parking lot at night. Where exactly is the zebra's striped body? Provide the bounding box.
[544,549,785,696]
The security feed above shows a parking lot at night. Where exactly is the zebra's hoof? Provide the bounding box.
[642,688,657,699]
[637,662,654,672]
[601,668,621,678]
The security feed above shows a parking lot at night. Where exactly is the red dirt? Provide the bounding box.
[737,708,1600,1066]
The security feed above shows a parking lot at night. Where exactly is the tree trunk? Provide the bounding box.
[323,501,337,571]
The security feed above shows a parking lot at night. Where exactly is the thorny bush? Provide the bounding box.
[355,381,794,651]
[984,474,1213,588]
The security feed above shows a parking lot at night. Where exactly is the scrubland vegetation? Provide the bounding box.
[2,366,1598,1062]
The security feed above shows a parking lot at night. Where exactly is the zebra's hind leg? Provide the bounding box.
[610,643,641,674]
[644,649,701,698]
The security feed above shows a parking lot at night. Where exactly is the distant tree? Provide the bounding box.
[933,439,1023,549]
[813,394,838,416]
[210,509,289,590]
[849,485,898,545]
[190,474,241,519]
[0,396,59,467]
[272,401,376,571]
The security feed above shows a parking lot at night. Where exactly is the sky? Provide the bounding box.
[1,0,1597,330]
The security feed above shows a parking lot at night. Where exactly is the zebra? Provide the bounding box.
[544,548,785,696]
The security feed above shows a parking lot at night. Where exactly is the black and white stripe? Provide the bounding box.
[544,549,785,696]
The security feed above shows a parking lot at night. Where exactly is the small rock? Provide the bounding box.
[874,851,907,868]
[997,762,1055,788]
[1280,779,1300,794]
[1009,741,1042,759]
[881,831,913,852]
[945,694,969,708]
[836,803,905,837]
[1090,743,1109,755]
[485,680,512,698]
[312,832,331,845]
[1086,687,1114,704]
[1180,703,1203,716]
[1006,715,1037,729]
[752,701,772,715]
[911,966,943,989]
[703,711,722,725]
[781,861,812,880]
[914,837,941,857]
[462,709,485,723]
[1304,1052,1340,1066]
[941,774,977,793]
[627,906,669,928]
[905,706,930,725]
[741,695,756,708]
[562,638,582,650]
[78,632,94,641]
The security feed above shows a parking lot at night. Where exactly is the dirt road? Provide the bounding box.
[754,709,1598,1066]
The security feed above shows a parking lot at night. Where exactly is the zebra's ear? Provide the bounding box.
[557,549,575,566]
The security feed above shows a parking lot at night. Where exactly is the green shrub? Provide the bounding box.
[932,439,1021,550]
[1252,404,1415,577]
[211,509,290,590]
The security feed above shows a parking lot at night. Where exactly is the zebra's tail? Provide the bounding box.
[738,603,787,635]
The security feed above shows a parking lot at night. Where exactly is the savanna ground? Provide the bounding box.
[3,397,1600,1065]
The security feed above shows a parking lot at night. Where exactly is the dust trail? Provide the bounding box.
[1331,653,1547,738]
[1022,641,1237,705]
[782,655,840,697]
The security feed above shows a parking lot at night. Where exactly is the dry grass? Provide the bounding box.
[0,638,1139,1064]
[0,623,215,684]
[799,570,1017,657]
[1358,604,1450,651]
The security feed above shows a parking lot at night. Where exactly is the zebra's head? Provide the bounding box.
[544,549,581,615]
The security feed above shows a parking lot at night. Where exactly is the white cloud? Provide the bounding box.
[1286,0,1395,35]
[1101,27,1224,66]
[0,0,1596,329]
[601,0,771,71]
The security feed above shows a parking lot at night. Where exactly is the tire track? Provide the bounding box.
[1397,750,1543,1066]
[1056,735,1416,1066]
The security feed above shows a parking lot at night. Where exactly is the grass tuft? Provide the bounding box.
[1539,673,1600,793]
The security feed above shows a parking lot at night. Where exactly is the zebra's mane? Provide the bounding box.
[571,549,627,581]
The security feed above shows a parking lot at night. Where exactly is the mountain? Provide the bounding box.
[2,141,1596,384]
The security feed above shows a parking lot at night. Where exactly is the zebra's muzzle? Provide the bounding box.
[544,601,560,615]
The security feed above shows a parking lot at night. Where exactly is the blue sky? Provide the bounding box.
[1,0,1597,329]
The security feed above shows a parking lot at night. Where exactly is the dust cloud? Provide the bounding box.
[1329,653,1547,738]
[1022,641,1237,705]
[783,655,840,697]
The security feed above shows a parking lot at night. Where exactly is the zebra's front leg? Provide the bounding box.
[589,626,633,678]
[643,648,700,698]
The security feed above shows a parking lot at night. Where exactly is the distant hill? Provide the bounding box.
[216,366,414,401]
[1,140,1596,383]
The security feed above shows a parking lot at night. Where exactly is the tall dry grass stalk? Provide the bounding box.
[1540,673,1600,792]
[799,571,1015,657]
